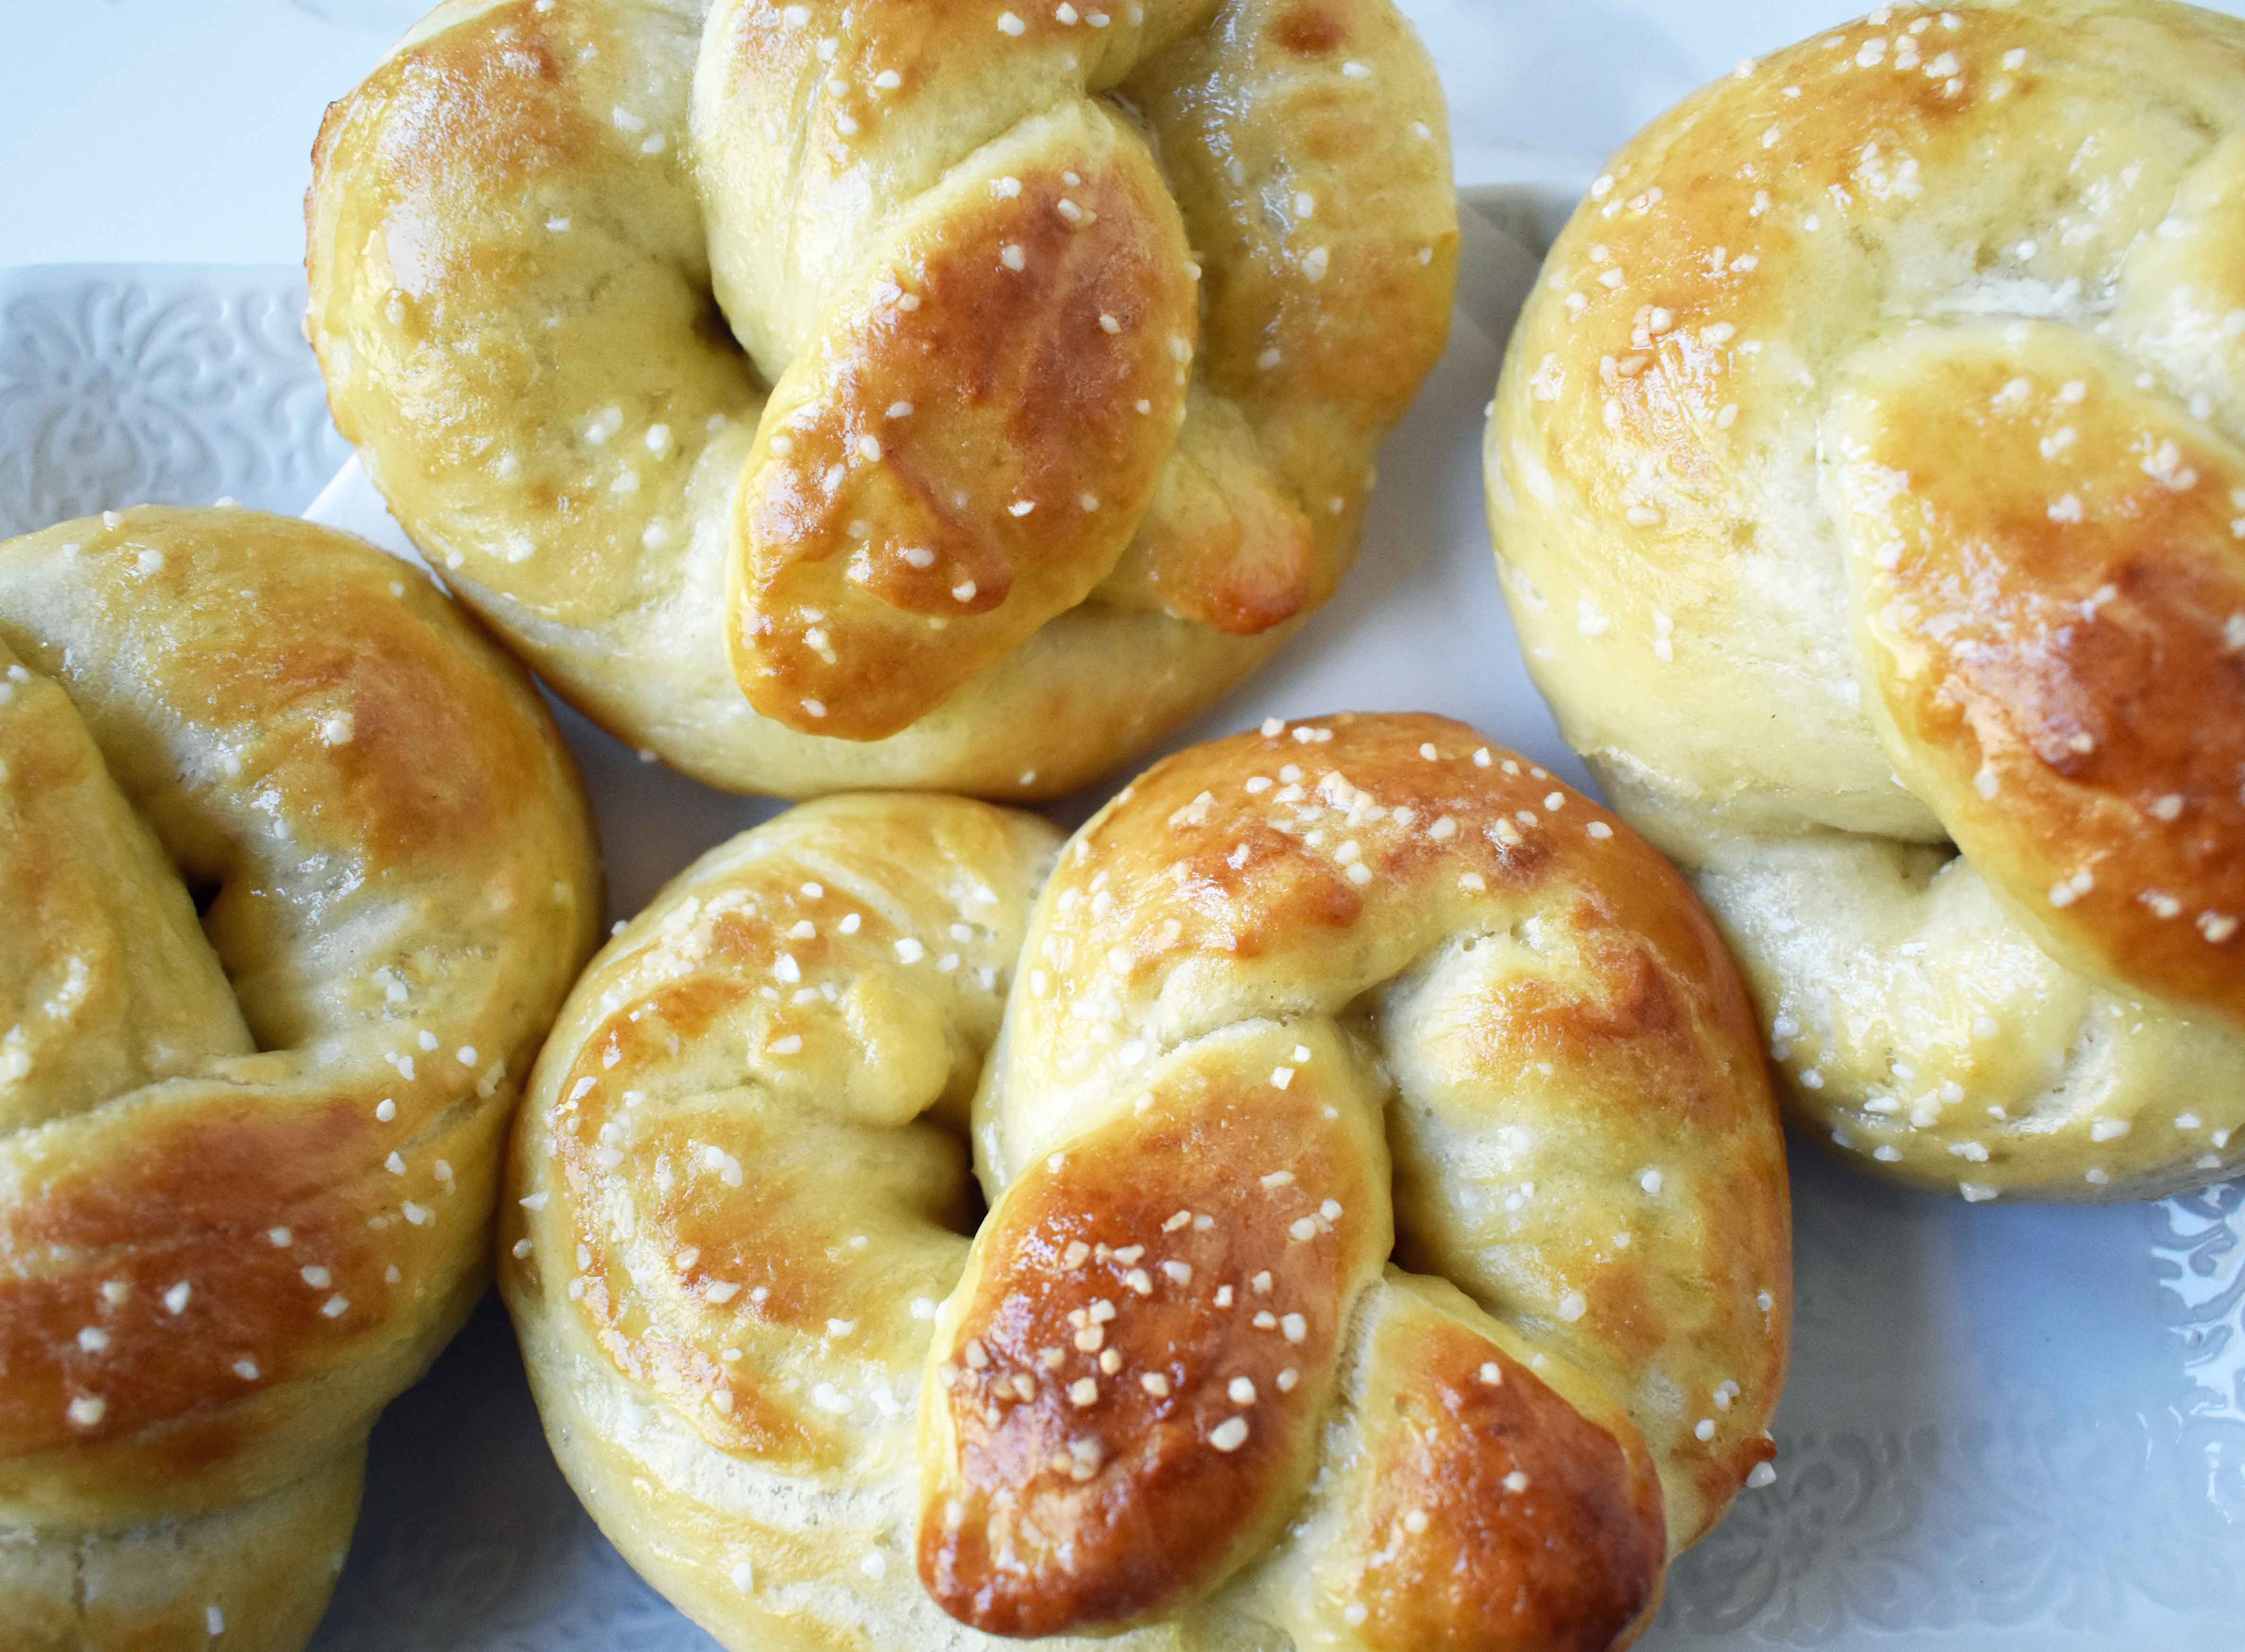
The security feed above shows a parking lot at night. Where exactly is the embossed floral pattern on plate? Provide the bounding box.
[0,265,348,534]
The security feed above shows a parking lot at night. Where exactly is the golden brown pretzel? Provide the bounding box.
[306,0,1455,798]
[505,715,1788,1651]
[1489,0,2245,1199]
[0,509,599,1650]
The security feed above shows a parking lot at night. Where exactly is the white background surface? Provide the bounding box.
[7,0,2232,267]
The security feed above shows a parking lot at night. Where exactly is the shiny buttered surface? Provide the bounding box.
[1488,0,2245,1200]
[306,0,1456,800]
[0,510,600,1651]
[505,715,1789,1652]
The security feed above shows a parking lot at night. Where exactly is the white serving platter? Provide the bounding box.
[4,183,2244,1652]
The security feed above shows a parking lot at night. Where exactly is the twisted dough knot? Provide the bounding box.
[0,511,597,1646]
[1490,0,2245,1199]
[506,716,1787,1652]
[307,0,1455,797]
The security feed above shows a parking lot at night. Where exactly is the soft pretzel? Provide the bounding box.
[1488,0,2245,1200]
[305,0,1455,799]
[0,509,599,1649]
[504,715,1788,1652]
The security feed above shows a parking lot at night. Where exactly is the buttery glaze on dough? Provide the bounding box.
[1490,0,2245,1200]
[0,509,599,1650]
[306,0,1455,798]
[506,715,1788,1652]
